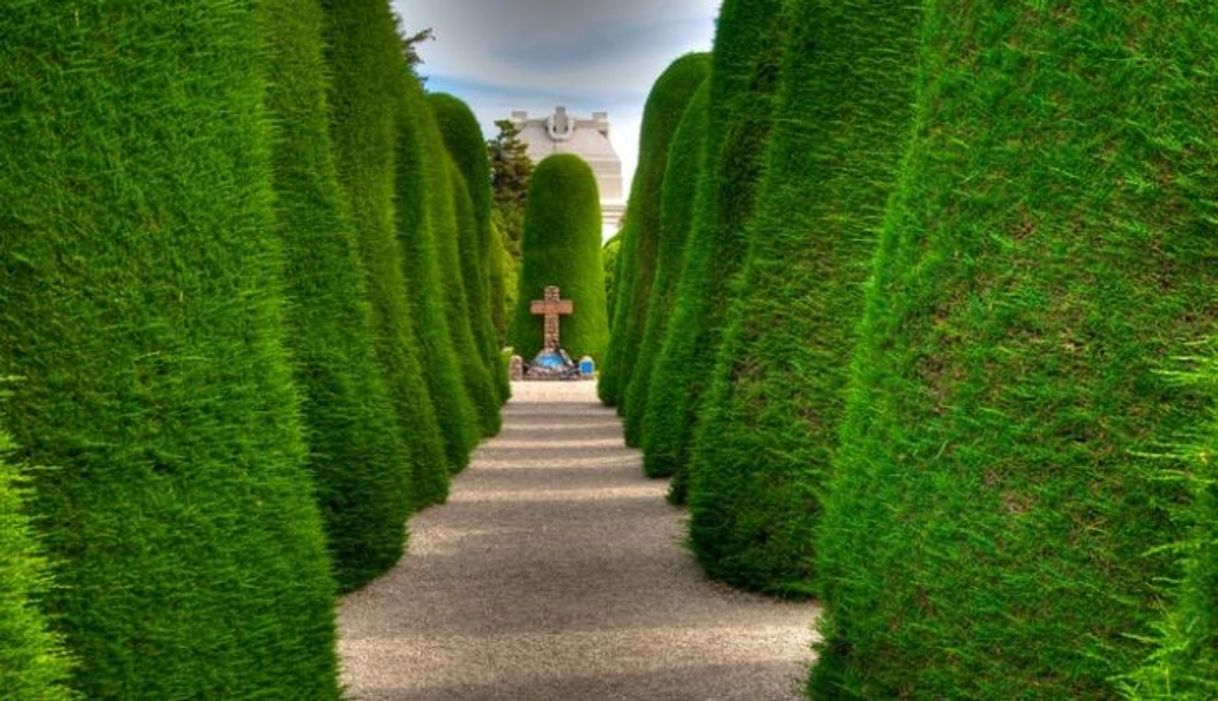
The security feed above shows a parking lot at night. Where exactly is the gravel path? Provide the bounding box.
[339,381,818,700]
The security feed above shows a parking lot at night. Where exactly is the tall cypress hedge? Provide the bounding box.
[642,0,787,488]
[0,2,340,697]
[0,431,74,700]
[602,232,623,315]
[625,81,710,459]
[812,3,1218,698]
[265,0,412,591]
[685,0,921,597]
[510,155,610,363]
[394,78,480,472]
[430,93,511,408]
[599,53,710,412]
[322,0,448,510]
[489,220,517,348]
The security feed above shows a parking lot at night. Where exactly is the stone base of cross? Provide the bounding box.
[529,286,574,351]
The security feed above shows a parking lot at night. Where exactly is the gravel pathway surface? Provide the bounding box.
[339,381,818,700]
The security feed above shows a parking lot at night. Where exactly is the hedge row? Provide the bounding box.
[322,0,449,511]
[642,0,788,493]
[510,155,610,363]
[623,80,709,470]
[599,52,710,422]
[685,0,921,597]
[811,2,1218,696]
[0,2,340,696]
[266,0,411,592]
[1,0,501,696]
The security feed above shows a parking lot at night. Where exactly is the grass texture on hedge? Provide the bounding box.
[490,220,518,349]
[602,232,623,316]
[599,53,710,414]
[266,0,414,591]
[510,155,610,363]
[0,431,74,700]
[430,93,511,409]
[642,0,787,490]
[811,3,1218,698]
[322,0,448,510]
[394,78,480,473]
[0,2,341,697]
[685,0,921,597]
[623,81,710,459]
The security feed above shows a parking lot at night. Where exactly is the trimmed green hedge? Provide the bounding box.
[322,0,448,510]
[266,0,412,591]
[0,2,340,697]
[490,219,517,349]
[0,432,74,700]
[602,232,623,315]
[625,81,710,460]
[812,3,1218,698]
[685,0,921,597]
[510,155,610,363]
[600,53,710,413]
[642,0,787,489]
[430,93,511,409]
[394,78,480,473]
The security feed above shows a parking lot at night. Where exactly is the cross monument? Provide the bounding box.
[530,286,574,351]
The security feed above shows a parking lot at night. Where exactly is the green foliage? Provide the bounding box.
[265,0,412,592]
[600,53,710,411]
[625,81,710,457]
[0,432,74,700]
[643,0,787,488]
[430,93,510,410]
[1119,353,1218,700]
[0,2,340,697]
[322,0,448,511]
[602,233,623,315]
[394,78,480,473]
[510,155,610,362]
[812,3,1218,698]
[686,0,920,597]
[489,219,517,347]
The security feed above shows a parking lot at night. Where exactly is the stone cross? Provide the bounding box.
[529,286,574,351]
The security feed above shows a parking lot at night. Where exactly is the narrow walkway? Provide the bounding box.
[339,382,817,700]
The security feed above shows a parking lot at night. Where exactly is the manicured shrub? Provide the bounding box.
[510,155,610,363]
[600,53,710,411]
[0,2,340,697]
[685,0,921,597]
[266,0,413,591]
[394,78,480,472]
[812,3,1218,698]
[489,220,517,348]
[430,93,511,408]
[322,0,448,510]
[445,156,506,436]
[602,232,623,316]
[0,432,74,700]
[642,0,787,487]
[623,81,710,454]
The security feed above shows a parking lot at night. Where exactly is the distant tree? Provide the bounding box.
[488,119,534,262]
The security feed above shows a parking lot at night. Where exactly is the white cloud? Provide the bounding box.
[392,0,718,210]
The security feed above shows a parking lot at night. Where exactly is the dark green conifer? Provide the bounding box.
[642,0,787,488]
[685,0,920,597]
[600,53,710,411]
[322,0,449,510]
[812,3,1218,697]
[0,3,340,696]
[625,81,710,461]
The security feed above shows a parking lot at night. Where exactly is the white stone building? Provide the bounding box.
[510,106,626,235]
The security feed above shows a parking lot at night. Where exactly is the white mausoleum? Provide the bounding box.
[511,106,626,235]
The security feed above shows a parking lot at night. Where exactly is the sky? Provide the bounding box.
[391,0,719,204]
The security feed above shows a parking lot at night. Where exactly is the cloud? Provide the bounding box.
[392,0,719,216]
